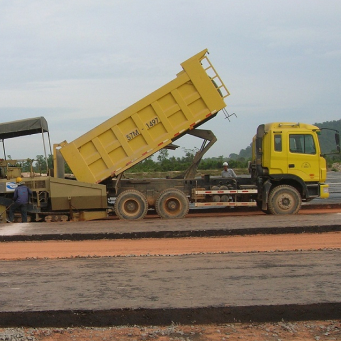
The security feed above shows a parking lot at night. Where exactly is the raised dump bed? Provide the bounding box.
[59,49,229,184]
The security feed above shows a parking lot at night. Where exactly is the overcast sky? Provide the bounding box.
[0,0,340,160]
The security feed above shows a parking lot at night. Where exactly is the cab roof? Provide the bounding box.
[264,122,320,132]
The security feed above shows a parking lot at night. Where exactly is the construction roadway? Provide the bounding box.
[0,204,340,327]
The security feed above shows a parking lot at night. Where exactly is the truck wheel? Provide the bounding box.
[268,185,301,215]
[156,189,189,219]
[115,190,148,220]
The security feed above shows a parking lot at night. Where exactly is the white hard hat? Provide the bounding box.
[223,162,228,166]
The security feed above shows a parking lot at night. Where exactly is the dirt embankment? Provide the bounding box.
[0,232,340,260]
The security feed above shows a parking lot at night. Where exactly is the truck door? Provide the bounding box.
[269,132,288,174]
[288,133,320,182]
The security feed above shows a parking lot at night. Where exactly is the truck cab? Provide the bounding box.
[250,122,330,214]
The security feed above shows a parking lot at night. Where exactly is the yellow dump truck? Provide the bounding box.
[0,49,338,222]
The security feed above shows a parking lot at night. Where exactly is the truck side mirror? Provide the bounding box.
[335,133,340,144]
[335,133,340,153]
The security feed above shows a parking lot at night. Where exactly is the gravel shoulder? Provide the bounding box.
[0,320,340,341]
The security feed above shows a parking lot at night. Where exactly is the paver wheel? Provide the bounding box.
[219,185,229,202]
[211,186,220,202]
[156,188,189,219]
[268,185,301,215]
[115,190,148,220]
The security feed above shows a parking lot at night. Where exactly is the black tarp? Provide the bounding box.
[0,117,49,140]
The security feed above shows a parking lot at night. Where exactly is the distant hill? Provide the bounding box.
[229,120,341,160]
[314,120,340,154]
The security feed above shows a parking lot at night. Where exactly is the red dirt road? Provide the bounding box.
[0,232,340,260]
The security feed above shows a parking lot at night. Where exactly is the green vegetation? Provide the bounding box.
[127,148,249,175]
[7,154,55,175]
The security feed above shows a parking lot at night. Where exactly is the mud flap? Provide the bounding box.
[262,180,272,211]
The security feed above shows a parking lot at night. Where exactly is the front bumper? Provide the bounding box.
[320,184,329,199]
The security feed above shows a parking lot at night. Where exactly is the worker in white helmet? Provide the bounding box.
[221,162,237,178]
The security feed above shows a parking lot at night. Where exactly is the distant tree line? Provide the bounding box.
[7,154,70,175]
[127,147,249,174]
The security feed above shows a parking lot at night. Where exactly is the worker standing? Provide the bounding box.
[8,177,32,223]
[221,162,237,178]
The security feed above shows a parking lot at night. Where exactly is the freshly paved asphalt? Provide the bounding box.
[0,250,340,326]
[0,170,340,242]
[0,211,340,242]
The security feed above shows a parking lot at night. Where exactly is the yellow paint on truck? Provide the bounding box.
[59,49,229,184]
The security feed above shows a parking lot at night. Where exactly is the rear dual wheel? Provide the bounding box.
[156,189,189,219]
[115,188,189,220]
[115,190,148,220]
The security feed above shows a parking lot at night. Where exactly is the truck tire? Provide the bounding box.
[268,185,301,215]
[115,190,148,220]
[156,189,189,219]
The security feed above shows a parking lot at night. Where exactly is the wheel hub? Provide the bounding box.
[124,200,138,213]
[166,199,180,212]
[278,195,292,210]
